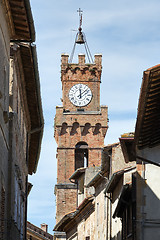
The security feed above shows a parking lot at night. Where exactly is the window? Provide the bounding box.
[75,142,88,170]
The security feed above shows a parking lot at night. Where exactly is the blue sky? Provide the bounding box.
[27,0,160,234]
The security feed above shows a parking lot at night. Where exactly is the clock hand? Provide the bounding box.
[77,88,82,99]
[80,89,82,98]
[81,89,89,97]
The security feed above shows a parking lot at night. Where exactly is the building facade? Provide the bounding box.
[54,142,136,240]
[0,1,43,239]
[27,222,53,240]
[133,65,160,240]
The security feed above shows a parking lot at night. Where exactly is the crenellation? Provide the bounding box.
[94,54,102,66]
[78,53,85,65]
[61,53,69,65]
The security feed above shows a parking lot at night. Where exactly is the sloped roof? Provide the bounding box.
[69,167,86,180]
[104,166,136,194]
[119,134,134,162]
[135,64,160,149]
[6,0,35,41]
[27,221,53,240]
[54,196,94,232]
[19,43,44,174]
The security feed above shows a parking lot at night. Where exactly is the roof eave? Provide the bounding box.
[134,64,160,149]
[53,197,94,232]
[19,43,44,174]
[7,0,35,42]
[23,0,35,42]
[30,44,44,174]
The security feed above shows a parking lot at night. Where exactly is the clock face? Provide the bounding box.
[68,83,92,107]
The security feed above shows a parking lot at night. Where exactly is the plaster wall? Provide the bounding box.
[77,220,85,240]
[76,208,95,240]
[111,143,135,175]
[94,181,107,240]
[136,146,160,240]
[144,164,160,219]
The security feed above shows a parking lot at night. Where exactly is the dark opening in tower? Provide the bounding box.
[75,142,88,170]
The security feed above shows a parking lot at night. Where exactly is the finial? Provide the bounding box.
[77,8,83,31]
[76,8,85,44]
[69,9,93,63]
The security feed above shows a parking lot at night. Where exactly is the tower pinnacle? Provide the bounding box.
[69,9,93,63]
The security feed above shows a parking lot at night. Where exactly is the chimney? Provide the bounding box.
[41,223,48,233]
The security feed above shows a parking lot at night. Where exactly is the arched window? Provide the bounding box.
[75,142,88,170]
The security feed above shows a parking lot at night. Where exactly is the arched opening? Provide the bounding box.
[75,142,88,170]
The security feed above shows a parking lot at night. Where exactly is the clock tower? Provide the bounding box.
[54,9,108,230]
[54,52,108,223]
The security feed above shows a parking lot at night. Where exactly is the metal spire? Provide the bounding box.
[69,9,93,63]
[77,8,83,29]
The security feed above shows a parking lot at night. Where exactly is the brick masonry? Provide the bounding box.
[54,54,108,223]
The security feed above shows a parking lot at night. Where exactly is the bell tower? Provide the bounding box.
[54,9,108,227]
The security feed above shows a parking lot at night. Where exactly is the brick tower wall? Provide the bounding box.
[54,54,108,223]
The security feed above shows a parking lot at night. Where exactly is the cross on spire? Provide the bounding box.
[77,8,83,16]
[77,8,83,29]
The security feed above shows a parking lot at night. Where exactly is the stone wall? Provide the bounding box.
[0,3,10,239]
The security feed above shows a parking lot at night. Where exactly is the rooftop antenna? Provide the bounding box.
[69,8,93,63]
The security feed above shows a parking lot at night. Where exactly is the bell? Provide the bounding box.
[76,32,85,44]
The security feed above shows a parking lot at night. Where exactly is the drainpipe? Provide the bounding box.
[106,196,109,239]
[110,193,112,240]
[7,112,14,240]
[24,175,28,240]
[141,160,145,240]
[24,132,29,240]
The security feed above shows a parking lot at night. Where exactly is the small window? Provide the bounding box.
[75,142,88,170]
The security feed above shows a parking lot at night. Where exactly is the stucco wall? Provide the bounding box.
[137,145,160,240]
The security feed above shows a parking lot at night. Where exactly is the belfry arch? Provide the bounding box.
[75,142,88,170]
